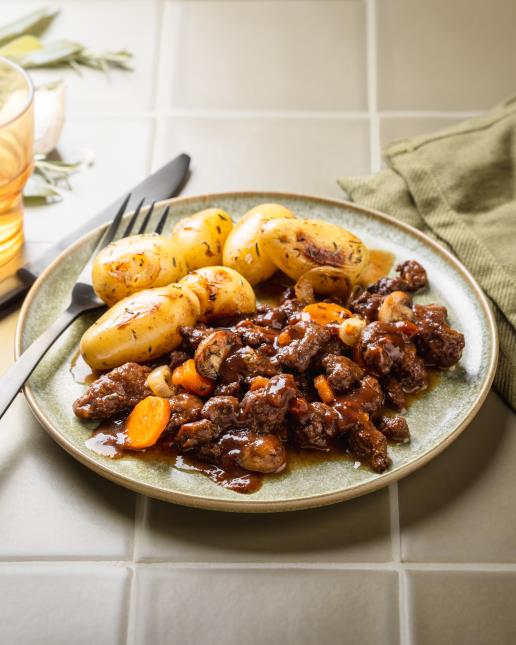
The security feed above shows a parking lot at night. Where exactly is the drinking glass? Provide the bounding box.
[0,57,34,266]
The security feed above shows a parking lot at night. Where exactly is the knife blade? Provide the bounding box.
[0,153,191,314]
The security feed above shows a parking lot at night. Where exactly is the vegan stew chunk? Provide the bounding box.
[72,204,465,493]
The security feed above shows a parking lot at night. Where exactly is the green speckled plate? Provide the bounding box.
[16,193,498,512]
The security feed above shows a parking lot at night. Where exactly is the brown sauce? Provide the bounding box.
[88,417,263,493]
[71,350,102,385]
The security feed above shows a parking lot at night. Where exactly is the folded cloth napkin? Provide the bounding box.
[338,97,516,411]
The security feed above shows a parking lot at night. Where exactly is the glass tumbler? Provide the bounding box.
[0,57,34,266]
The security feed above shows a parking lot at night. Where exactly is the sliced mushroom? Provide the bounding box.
[377,291,413,323]
[194,330,241,380]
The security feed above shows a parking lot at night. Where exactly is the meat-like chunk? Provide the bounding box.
[349,289,384,322]
[214,381,241,398]
[167,393,204,430]
[201,396,239,429]
[292,401,345,450]
[381,376,406,411]
[413,304,465,368]
[73,362,151,419]
[336,375,384,416]
[355,320,418,376]
[240,373,297,433]
[219,346,279,383]
[276,321,332,372]
[194,330,242,380]
[235,320,279,347]
[322,354,364,393]
[180,325,214,351]
[348,420,391,473]
[397,260,427,291]
[175,418,220,450]
[230,431,287,473]
[376,415,410,443]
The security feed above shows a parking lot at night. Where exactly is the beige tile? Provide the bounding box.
[155,116,369,197]
[135,568,399,645]
[162,0,366,110]
[379,116,464,149]
[407,570,516,645]
[0,396,136,559]
[138,489,391,562]
[24,115,153,244]
[1,1,159,111]
[0,564,130,645]
[399,392,516,562]
[377,0,516,110]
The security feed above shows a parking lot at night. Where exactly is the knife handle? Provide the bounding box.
[0,277,31,314]
[0,306,80,419]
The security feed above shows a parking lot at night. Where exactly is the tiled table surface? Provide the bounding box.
[1,1,515,644]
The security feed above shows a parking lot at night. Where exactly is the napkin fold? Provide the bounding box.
[338,97,516,411]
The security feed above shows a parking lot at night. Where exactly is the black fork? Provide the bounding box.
[0,196,171,419]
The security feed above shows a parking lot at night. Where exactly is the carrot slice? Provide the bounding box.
[314,375,336,404]
[303,302,351,326]
[249,376,270,391]
[172,358,215,397]
[125,396,171,450]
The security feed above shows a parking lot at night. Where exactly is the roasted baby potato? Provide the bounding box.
[222,203,296,285]
[179,266,256,321]
[92,234,187,307]
[80,283,201,369]
[172,208,233,271]
[260,218,369,284]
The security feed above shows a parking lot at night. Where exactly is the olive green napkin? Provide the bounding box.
[338,97,516,411]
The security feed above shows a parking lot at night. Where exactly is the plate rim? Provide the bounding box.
[15,190,499,512]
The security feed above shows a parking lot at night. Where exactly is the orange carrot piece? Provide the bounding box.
[277,330,292,346]
[314,375,336,404]
[125,396,171,450]
[172,358,215,397]
[249,376,270,391]
[303,302,351,326]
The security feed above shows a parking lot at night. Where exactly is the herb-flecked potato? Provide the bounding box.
[179,266,256,321]
[80,283,201,369]
[260,218,369,284]
[92,234,187,307]
[172,208,233,271]
[222,203,296,285]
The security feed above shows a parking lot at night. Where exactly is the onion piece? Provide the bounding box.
[294,266,352,304]
[145,365,175,398]
[338,316,366,346]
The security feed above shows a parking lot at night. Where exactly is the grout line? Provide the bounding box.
[379,110,483,119]
[1,560,516,571]
[65,109,486,121]
[399,568,411,644]
[126,495,147,645]
[365,0,380,173]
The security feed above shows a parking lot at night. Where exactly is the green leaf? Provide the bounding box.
[0,34,43,59]
[23,173,63,203]
[13,39,84,68]
[0,6,60,47]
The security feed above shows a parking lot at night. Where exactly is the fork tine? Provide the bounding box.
[155,206,170,235]
[122,197,145,237]
[99,193,131,250]
[138,201,156,234]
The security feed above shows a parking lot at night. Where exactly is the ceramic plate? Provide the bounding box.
[16,192,498,512]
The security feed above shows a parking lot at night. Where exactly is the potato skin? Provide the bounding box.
[92,234,187,307]
[222,203,296,285]
[179,266,256,321]
[80,284,201,369]
[260,218,369,284]
[172,208,233,271]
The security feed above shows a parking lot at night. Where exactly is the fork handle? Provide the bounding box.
[0,305,82,420]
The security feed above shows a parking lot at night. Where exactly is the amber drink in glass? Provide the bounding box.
[0,57,34,266]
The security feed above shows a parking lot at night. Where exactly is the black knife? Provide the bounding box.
[0,153,190,314]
